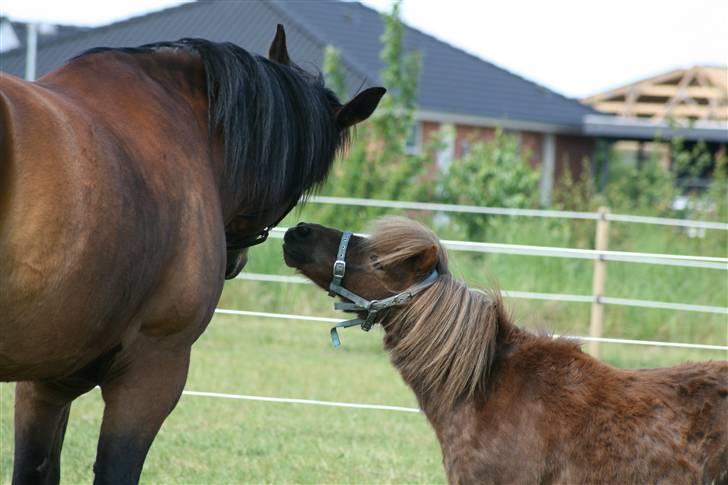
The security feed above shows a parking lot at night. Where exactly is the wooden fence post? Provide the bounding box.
[589,207,609,358]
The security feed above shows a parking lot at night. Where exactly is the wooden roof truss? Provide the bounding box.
[584,66,728,122]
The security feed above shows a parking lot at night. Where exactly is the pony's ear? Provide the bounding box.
[413,245,438,275]
[269,24,290,65]
[336,87,386,129]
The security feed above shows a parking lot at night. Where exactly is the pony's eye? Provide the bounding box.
[370,254,384,270]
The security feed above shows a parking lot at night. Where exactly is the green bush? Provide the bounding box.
[438,128,539,240]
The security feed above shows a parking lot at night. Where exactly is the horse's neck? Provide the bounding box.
[50,50,207,105]
[51,51,237,215]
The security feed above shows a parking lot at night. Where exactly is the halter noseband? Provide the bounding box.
[327,231,439,347]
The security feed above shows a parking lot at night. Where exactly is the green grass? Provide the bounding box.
[2,314,725,484]
[1,317,444,484]
[2,208,726,483]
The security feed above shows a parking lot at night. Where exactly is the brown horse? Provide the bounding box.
[0,26,384,484]
[283,217,728,485]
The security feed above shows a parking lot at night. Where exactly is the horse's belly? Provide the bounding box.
[0,272,135,381]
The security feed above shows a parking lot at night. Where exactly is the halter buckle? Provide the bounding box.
[333,260,346,278]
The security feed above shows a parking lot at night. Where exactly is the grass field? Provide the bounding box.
[1,313,726,484]
[1,207,726,483]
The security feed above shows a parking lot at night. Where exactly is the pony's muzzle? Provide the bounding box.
[285,222,312,242]
[283,223,314,266]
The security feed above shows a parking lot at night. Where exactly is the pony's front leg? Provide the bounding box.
[93,343,191,485]
[13,380,90,485]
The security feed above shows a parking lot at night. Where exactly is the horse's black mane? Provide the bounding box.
[77,39,349,216]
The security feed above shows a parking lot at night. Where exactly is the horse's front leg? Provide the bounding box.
[93,341,191,485]
[13,379,93,485]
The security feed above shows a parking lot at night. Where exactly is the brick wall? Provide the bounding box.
[420,121,547,167]
[554,135,595,180]
[416,120,597,188]
[519,131,544,169]
[453,125,496,158]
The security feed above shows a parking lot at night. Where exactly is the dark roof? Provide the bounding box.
[0,0,595,129]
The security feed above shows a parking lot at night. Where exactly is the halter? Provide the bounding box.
[327,231,439,347]
[225,199,299,251]
[225,225,274,250]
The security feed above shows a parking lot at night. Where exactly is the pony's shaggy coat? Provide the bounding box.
[290,217,728,484]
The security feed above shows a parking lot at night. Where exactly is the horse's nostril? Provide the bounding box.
[296,224,311,237]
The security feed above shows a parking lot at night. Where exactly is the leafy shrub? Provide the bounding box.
[438,128,539,240]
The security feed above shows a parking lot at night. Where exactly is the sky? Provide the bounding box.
[2,0,726,98]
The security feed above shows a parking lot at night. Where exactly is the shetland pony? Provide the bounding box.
[283,217,728,484]
[0,26,384,484]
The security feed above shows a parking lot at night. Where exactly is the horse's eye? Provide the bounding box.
[370,254,384,270]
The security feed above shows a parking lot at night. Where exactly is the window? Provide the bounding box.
[405,123,422,155]
[459,139,471,157]
[436,127,455,172]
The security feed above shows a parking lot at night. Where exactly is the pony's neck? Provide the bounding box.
[381,276,515,420]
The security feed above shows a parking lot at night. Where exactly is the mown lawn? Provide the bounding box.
[0,315,443,484]
[1,311,725,484]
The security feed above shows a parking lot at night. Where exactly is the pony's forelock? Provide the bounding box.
[368,216,449,274]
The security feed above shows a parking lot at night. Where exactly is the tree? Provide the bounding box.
[315,0,428,229]
[323,45,347,100]
[439,128,539,240]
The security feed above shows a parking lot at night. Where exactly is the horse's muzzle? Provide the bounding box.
[224,249,248,279]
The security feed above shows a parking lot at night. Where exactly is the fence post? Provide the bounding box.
[589,207,609,358]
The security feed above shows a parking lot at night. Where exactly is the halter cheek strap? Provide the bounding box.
[327,231,439,347]
[329,231,352,296]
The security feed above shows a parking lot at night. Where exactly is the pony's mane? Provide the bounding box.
[369,217,508,414]
[77,39,348,214]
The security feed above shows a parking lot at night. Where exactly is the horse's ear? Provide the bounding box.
[414,245,438,275]
[336,87,386,129]
[269,24,290,65]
